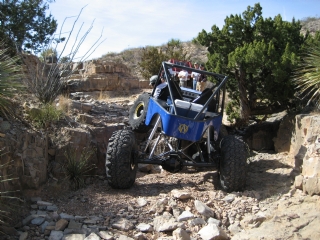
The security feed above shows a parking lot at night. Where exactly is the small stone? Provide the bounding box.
[48,230,63,240]
[198,223,228,240]
[112,218,134,231]
[137,198,148,207]
[59,213,75,221]
[177,211,194,222]
[223,194,237,203]
[207,217,221,226]
[171,189,192,200]
[136,223,153,232]
[68,220,82,229]
[19,232,28,240]
[84,232,100,240]
[194,200,215,218]
[47,205,58,212]
[172,227,191,240]
[37,200,53,206]
[55,219,68,231]
[98,231,114,240]
[188,218,206,226]
[31,217,45,226]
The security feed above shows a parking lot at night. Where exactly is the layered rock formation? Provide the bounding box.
[64,60,150,92]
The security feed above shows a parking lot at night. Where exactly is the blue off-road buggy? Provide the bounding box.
[106,61,248,192]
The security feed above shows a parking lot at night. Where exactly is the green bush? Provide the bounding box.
[27,104,63,128]
[226,100,241,124]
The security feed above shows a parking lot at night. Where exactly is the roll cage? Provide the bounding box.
[151,61,228,119]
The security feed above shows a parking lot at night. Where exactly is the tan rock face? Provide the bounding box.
[290,114,320,195]
[64,59,141,92]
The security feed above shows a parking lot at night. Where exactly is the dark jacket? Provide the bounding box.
[198,73,207,82]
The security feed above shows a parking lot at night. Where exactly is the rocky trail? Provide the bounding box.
[1,88,318,240]
[11,150,320,240]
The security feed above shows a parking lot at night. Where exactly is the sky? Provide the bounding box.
[47,0,320,60]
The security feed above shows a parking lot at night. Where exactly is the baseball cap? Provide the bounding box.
[149,75,158,85]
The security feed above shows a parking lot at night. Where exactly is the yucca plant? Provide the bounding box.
[0,158,22,232]
[21,5,106,105]
[294,41,320,109]
[63,146,97,190]
[0,42,24,118]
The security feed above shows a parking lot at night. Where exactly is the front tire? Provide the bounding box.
[219,135,248,192]
[129,93,150,133]
[106,129,138,189]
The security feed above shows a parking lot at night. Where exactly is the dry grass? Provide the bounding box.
[57,95,71,114]
[97,89,151,103]
[97,91,111,101]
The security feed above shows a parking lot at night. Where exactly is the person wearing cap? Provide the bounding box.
[197,64,207,92]
[191,62,200,90]
[149,75,158,87]
[150,75,168,99]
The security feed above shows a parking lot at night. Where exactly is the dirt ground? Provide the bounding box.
[19,150,317,239]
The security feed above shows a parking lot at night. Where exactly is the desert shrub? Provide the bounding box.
[27,104,63,128]
[63,146,96,190]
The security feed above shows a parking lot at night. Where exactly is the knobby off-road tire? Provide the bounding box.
[129,93,150,133]
[219,135,248,192]
[105,129,138,189]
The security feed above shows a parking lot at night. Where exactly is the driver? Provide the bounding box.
[150,76,168,100]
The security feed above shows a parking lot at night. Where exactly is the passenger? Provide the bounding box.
[191,62,200,90]
[197,64,207,92]
[178,68,188,87]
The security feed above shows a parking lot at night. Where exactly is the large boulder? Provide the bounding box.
[291,114,320,195]
[0,120,48,190]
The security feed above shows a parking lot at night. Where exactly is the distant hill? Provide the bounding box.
[300,17,320,35]
[96,17,320,81]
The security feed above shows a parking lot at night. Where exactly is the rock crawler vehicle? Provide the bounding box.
[105,61,248,192]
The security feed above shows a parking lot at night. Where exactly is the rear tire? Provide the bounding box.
[129,93,150,133]
[106,129,138,189]
[219,135,248,192]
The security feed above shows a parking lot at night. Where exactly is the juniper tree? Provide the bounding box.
[0,0,58,55]
[195,3,305,124]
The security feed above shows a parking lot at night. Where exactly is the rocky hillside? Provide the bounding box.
[98,41,208,81]
[300,17,320,35]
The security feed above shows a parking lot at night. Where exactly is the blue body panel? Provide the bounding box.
[145,98,222,142]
